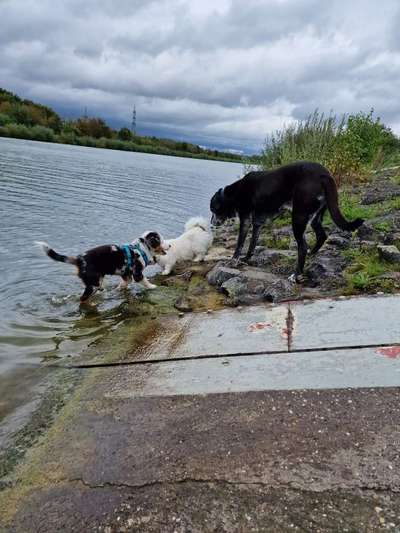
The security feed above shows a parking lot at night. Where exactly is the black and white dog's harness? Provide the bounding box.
[120,240,152,277]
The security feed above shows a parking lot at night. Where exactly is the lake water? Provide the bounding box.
[0,138,242,418]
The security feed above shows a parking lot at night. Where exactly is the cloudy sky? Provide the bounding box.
[1,0,399,153]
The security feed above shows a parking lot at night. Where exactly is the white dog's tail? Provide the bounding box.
[184,217,210,232]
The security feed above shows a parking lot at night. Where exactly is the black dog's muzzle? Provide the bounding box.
[210,213,225,227]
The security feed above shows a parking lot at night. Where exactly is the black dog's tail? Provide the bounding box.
[321,175,364,231]
[35,241,78,265]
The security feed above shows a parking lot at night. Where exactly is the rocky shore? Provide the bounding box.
[203,167,400,305]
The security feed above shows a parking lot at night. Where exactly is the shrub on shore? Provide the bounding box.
[0,123,55,142]
[260,110,400,183]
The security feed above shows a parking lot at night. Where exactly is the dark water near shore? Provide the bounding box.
[0,138,242,382]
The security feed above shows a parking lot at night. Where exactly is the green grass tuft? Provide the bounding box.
[343,247,400,294]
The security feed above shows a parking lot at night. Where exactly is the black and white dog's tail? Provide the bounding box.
[321,175,364,231]
[35,241,78,266]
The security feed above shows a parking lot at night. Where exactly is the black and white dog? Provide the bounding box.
[36,232,167,302]
[210,161,364,282]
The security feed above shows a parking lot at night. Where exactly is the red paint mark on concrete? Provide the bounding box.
[281,328,289,338]
[376,346,400,359]
[248,322,272,332]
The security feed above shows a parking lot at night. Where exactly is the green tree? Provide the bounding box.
[74,117,113,139]
[118,127,133,141]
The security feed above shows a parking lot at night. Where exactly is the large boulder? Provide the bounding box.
[206,263,241,286]
[325,231,352,249]
[306,249,349,289]
[248,248,296,277]
[220,268,296,304]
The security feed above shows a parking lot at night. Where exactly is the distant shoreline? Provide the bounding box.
[1,87,258,164]
[0,132,247,164]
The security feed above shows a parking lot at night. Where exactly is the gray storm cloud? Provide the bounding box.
[1,0,399,151]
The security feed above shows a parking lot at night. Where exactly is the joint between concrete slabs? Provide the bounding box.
[66,476,400,494]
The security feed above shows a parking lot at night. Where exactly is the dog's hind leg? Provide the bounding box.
[310,205,328,255]
[80,284,99,303]
[291,214,310,283]
[80,273,101,302]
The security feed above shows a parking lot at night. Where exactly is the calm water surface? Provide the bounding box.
[0,138,242,379]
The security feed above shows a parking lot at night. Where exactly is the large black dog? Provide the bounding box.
[210,161,364,282]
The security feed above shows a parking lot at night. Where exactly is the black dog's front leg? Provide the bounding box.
[244,214,266,261]
[244,223,263,261]
[232,216,250,259]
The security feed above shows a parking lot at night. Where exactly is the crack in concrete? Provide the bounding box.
[286,304,295,352]
[67,477,400,495]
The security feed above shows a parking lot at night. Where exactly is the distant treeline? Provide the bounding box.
[0,88,250,163]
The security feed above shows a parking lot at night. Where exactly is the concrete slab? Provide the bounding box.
[139,304,289,360]
[101,345,400,398]
[290,295,400,351]
[7,384,400,533]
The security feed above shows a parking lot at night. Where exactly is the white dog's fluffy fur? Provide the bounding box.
[156,217,213,275]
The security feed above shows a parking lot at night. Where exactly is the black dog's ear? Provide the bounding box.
[218,187,224,201]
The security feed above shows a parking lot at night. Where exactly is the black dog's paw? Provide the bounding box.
[225,257,241,268]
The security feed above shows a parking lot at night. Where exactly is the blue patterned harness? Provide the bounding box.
[120,241,151,277]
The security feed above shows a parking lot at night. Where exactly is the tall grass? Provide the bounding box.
[261,110,399,184]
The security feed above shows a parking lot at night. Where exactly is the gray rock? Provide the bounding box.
[174,297,193,312]
[306,250,349,288]
[361,182,400,205]
[383,232,400,246]
[377,271,400,282]
[358,240,377,250]
[377,245,400,263]
[262,278,297,302]
[220,269,295,304]
[248,248,296,268]
[326,234,351,249]
[206,263,240,286]
[356,222,380,241]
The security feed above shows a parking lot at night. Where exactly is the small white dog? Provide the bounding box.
[156,217,213,275]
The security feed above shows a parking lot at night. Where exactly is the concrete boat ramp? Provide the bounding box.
[2,295,400,532]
